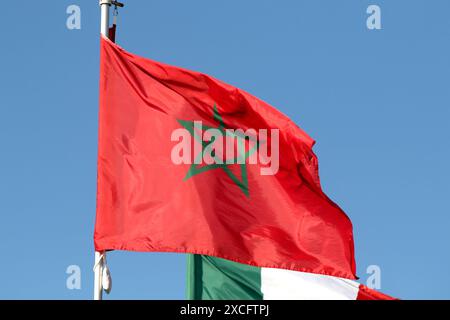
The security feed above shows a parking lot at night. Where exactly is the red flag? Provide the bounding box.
[95,36,356,279]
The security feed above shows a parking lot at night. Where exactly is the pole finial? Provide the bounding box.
[99,0,124,7]
[99,0,112,6]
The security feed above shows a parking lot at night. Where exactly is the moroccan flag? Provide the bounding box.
[95,35,356,279]
[187,255,396,300]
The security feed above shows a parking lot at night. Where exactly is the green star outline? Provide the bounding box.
[177,104,259,197]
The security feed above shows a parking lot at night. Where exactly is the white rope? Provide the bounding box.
[93,252,112,294]
[93,252,105,272]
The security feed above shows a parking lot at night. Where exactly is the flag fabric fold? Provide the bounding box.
[95,35,356,280]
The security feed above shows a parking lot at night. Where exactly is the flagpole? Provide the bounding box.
[97,0,126,301]
[100,0,111,37]
[96,0,124,301]
[94,251,104,300]
[95,0,112,301]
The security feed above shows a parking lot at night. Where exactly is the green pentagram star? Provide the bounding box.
[177,104,259,197]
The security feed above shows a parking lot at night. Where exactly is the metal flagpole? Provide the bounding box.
[95,0,112,302]
[96,0,124,300]
[93,251,104,300]
[100,0,111,37]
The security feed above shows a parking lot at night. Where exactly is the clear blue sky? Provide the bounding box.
[0,0,449,299]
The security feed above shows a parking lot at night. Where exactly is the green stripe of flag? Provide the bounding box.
[186,254,263,300]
